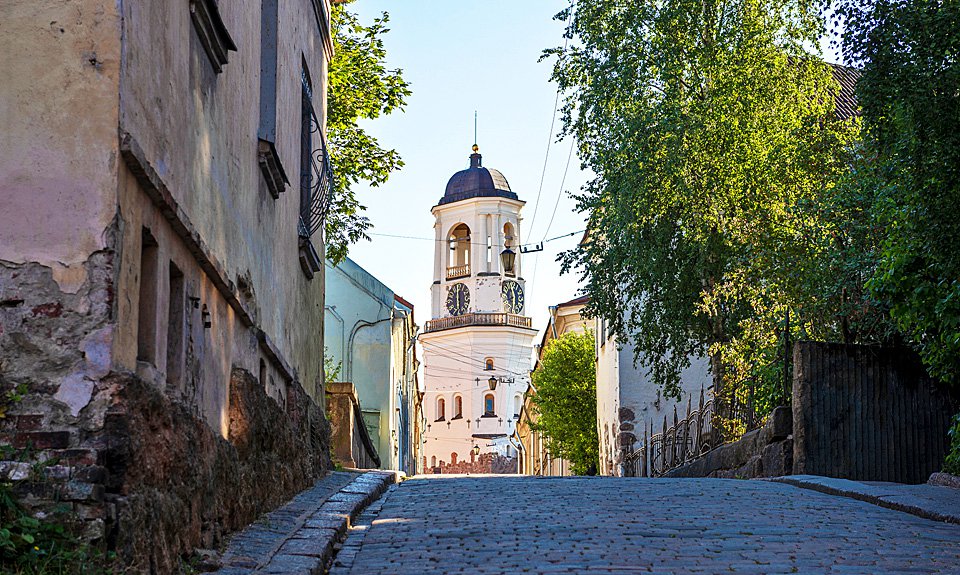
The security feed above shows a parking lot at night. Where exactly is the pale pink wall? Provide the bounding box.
[0,0,121,291]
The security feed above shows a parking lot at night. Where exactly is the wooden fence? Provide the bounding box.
[793,342,957,484]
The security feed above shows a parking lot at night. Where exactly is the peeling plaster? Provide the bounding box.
[50,262,90,294]
[54,373,95,417]
[82,326,112,378]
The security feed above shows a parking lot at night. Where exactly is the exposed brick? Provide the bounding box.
[13,431,70,449]
[73,465,107,483]
[16,414,44,431]
[52,448,98,466]
[60,480,104,502]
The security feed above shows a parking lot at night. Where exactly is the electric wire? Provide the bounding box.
[530,136,579,288]
[526,2,575,239]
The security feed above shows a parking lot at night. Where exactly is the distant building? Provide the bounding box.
[325,258,420,475]
[419,146,536,474]
[0,0,335,569]
[516,296,591,476]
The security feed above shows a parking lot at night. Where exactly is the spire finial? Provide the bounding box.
[473,111,479,153]
[469,111,481,167]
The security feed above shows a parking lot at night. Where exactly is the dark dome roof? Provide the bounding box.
[439,152,518,206]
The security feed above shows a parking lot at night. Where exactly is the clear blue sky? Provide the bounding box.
[343,1,843,359]
[346,1,590,345]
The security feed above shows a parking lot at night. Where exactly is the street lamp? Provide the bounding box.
[471,445,480,457]
[488,375,498,391]
[500,248,516,274]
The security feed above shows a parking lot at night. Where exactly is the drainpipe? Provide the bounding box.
[548,305,559,339]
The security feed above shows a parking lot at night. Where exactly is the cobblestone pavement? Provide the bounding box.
[330,475,960,574]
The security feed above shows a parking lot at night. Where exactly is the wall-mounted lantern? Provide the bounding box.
[488,375,498,391]
[500,248,516,274]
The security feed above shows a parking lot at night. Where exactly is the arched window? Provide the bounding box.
[514,394,523,417]
[448,224,471,268]
[451,452,458,465]
[436,397,445,421]
[484,393,495,416]
[503,222,515,248]
[453,395,463,419]
[484,358,494,371]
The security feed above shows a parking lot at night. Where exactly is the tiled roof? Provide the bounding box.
[830,64,860,120]
[558,295,590,308]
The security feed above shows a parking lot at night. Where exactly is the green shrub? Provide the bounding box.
[944,412,960,476]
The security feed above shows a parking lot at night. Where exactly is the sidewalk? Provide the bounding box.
[770,474,960,525]
[213,470,398,574]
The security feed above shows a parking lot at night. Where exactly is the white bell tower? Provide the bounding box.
[419,146,537,474]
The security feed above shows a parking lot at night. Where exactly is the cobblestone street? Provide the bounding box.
[330,476,960,574]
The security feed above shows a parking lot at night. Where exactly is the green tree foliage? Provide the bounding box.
[530,331,598,475]
[834,0,960,384]
[326,1,411,264]
[551,0,874,407]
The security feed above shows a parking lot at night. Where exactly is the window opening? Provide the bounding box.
[454,395,463,419]
[166,262,185,388]
[137,228,159,364]
[484,358,494,371]
[256,0,288,197]
[484,393,495,416]
[436,397,446,421]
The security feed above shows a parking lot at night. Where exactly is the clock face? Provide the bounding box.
[446,283,470,316]
[501,280,524,314]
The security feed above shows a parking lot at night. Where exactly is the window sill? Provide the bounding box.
[258,139,289,198]
[189,0,237,74]
[481,413,497,418]
[451,414,463,421]
[299,236,322,280]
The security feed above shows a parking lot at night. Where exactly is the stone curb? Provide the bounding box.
[215,470,398,574]
[768,474,960,526]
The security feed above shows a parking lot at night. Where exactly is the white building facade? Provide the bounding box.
[420,147,536,473]
[595,321,711,476]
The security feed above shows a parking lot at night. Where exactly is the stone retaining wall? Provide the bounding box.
[664,407,792,479]
[1,367,330,573]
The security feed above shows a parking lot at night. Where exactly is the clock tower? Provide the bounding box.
[419,146,537,473]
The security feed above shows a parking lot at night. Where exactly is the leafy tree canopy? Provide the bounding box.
[326,1,411,264]
[551,0,874,405]
[530,331,598,475]
[835,0,960,384]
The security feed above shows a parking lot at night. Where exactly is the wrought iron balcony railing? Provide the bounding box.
[299,70,334,240]
[299,114,334,238]
[446,264,470,280]
[424,313,532,333]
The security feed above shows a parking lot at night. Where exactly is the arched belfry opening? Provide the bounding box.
[448,223,471,278]
[503,221,516,249]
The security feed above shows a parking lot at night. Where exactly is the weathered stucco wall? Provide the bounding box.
[0,1,336,571]
[0,0,121,288]
[117,0,330,405]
